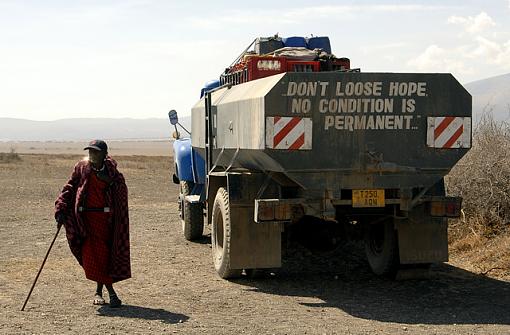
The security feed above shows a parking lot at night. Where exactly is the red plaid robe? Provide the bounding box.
[55,157,131,283]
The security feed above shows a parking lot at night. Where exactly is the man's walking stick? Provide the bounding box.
[21,224,62,311]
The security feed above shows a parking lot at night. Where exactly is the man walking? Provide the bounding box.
[55,140,130,307]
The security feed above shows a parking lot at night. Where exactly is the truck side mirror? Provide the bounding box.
[168,110,179,125]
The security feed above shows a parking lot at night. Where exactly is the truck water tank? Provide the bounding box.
[307,36,331,54]
[282,36,307,48]
[200,79,221,98]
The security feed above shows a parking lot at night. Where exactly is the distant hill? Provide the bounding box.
[0,116,191,141]
[465,73,510,122]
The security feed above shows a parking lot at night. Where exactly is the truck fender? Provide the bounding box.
[173,138,193,182]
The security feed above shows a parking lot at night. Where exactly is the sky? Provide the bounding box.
[0,0,509,121]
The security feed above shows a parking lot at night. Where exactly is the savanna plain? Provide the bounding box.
[1,135,509,334]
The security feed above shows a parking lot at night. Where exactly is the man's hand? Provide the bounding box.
[56,213,65,229]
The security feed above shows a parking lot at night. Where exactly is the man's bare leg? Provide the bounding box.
[106,284,122,308]
[93,282,105,305]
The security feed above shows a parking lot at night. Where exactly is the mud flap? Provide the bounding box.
[396,219,448,264]
[229,204,283,269]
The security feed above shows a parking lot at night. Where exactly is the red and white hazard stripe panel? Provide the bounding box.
[426,116,471,149]
[265,116,312,150]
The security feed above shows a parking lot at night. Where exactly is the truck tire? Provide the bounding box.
[364,219,399,277]
[180,181,203,241]
[211,187,242,279]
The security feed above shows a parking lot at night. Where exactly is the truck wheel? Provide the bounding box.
[211,187,242,279]
[180,181,203,241]
[364,219,399,277]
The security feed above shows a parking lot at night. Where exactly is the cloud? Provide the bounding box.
[441,10,510,76]
[408,35,510,80]
[407,44,474,75]
[469,37,510,69]
[447,11,495,33]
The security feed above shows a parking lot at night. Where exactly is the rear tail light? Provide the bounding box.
[256,200,275,221]
[430,197,462,217]
[254,199,302,223]
[274,203,291,220]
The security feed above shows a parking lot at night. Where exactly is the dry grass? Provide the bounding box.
[447,109,510,277]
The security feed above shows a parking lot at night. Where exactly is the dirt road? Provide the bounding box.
[1,154,509,334]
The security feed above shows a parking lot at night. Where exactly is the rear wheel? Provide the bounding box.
[211,187,242,279]
[180,181,203,241]
[364,218,399,277]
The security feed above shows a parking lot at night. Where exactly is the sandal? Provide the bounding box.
[93,294,105,305]
[109,294,122,308]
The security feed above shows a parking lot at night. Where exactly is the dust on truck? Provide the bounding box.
[170,36,472,278]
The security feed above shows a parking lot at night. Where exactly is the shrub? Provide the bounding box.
[447,110,510,239]
[0,148,22,163]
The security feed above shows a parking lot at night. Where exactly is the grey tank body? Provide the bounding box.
[191,72,471,193]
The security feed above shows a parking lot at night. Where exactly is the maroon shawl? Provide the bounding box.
[55,157,131,283]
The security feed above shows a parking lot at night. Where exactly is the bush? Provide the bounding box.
[0,148,21,163]
[447,110,510,239]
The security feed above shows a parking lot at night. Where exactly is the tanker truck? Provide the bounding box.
[169,36,471,278]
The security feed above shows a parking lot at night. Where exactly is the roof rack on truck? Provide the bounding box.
[220,35,354,86]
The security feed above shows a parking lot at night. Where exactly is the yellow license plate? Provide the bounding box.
[352,189,385,208]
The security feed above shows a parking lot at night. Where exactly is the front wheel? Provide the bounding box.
[211,187,242,279]
[180,181,203,241]
[364,219,399,277]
